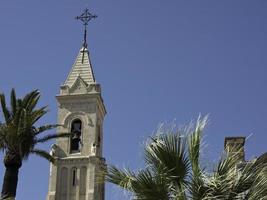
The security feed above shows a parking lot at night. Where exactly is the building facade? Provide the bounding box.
[46,23,106,199]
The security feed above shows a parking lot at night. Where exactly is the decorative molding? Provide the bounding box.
[69,76,88,94]
[60,102,96,113]
[62,111,94,128]
[55,156,105,165]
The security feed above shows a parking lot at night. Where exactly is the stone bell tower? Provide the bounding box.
[47,9,106,200]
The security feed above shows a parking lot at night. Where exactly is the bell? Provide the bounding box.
[72,130,81,139]
[72,135,79,139]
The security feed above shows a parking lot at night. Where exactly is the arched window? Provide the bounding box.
[70,119,82,153]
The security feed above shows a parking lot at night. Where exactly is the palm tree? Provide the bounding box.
[0,89,70,199]
[106,117,267,200]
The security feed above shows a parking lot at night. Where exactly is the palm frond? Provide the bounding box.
[31,148,55,163]
[144,130,190,190]
[21,89,39,111]
[10,88,17,118]
[35,132,71,144]
[188,173,207,200]
[226,161,267,199]
[187,117,208,200]
[29,106,48,125]
[16,108,27,136]
[34,124,59,136]
[107,166,171,200]
[0,93,11,123]
[106,165,135,191]
[188,116,207,174]
[244,166,267,200]
[203,154,236,199]
[0,125,6,150]
[132,169,170,200]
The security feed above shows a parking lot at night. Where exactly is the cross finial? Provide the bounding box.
[76,8,97,48]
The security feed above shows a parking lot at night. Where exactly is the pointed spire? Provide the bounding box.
[64,47,95,87]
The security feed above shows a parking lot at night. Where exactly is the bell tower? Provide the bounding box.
[47,9,106,200]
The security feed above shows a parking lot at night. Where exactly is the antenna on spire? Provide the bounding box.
[75,8,97,63]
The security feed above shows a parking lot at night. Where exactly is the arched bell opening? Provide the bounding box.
[70,119,82,153]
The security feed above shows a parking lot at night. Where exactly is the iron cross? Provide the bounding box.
[76,8,97,63]
[76,8,97,27]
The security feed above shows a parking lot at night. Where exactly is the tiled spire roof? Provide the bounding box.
[64,47,95,87]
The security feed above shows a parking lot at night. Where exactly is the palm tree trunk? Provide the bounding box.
[1,153,22,199]
[1,166,19,199]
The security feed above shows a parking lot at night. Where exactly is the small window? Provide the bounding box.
[96,124,101,147]
[70,119,82,153]
[72,169,76,186]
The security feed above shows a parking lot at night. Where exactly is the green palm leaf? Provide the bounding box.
[0,93,11,123]
[34,124,59,136]
[31,148,55,163]
[35,132,72,144]
[10,88,17,117]
[107,166,136,190]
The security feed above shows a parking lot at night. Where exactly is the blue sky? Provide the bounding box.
[0,1,267,199]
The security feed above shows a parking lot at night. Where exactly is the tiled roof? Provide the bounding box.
[65,47,95,87]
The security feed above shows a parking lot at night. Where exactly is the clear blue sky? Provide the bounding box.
[0,1,267,199]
